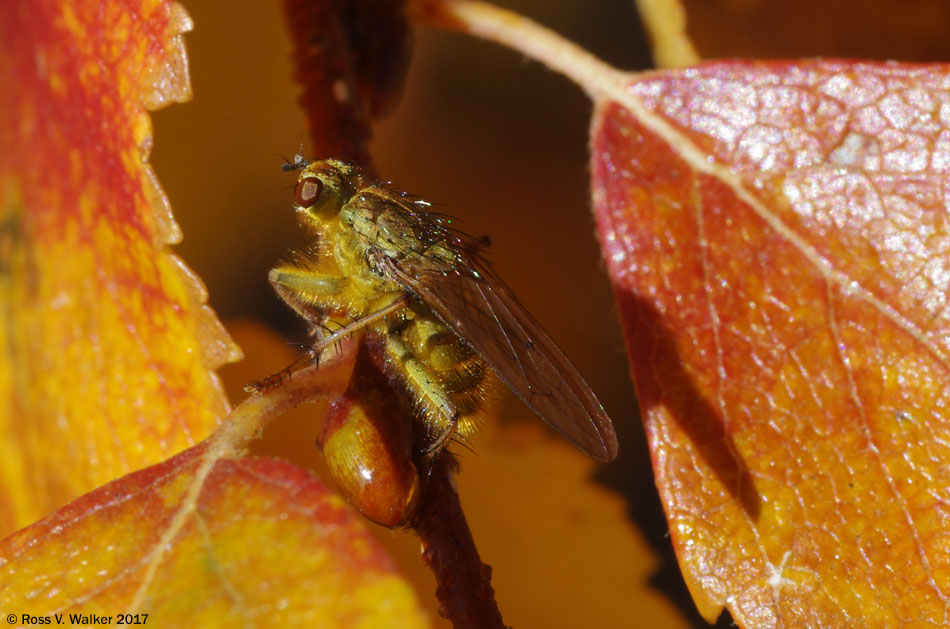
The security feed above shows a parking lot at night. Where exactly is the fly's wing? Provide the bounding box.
[382,254,619,462]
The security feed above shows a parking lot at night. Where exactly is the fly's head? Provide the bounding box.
[292,159,363,226]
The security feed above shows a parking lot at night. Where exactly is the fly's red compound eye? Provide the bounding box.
[295,177,322,207]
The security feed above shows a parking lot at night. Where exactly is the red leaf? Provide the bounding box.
[0,445,428,627]
[591,60,950,624]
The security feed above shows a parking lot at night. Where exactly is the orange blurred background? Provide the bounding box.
[150,1,950,626]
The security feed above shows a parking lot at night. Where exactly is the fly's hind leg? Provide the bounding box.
[425,421,459,456]
[384,334,459,456]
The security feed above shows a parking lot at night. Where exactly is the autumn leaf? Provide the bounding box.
[591,59,950,624]
[0,443,428,628]
[0,308,431,626]
[0,0,240,534]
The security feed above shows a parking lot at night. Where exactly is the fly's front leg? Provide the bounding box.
[250,267,410,394]
[268,264,348,337]
[245,347,319,394]
[246,265,348,393]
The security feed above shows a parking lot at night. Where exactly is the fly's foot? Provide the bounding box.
[244,370,290,395]
[421,417,459,470]
[244,346,319,395]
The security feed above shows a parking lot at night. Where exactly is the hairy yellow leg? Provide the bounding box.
[384,333,458,447]
[268,265,348,325]
[247,296,409,393]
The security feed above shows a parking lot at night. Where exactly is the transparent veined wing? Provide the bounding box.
[382,253,618,462]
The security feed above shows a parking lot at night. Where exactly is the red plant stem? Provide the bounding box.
[356,339,507,627]
[281,0,371,167]
[280,0,412,173]
[413,453,507,629]
[281,1,506,623]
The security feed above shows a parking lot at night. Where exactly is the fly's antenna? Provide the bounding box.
[281,140,309,171]
[282,153,310,172]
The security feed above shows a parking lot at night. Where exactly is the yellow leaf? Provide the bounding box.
[0,0,241,533]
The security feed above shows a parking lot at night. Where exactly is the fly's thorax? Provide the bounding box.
[327,210,369,265]
[341,192,418,258]
[318,207,397,294]
[270,205,404,332]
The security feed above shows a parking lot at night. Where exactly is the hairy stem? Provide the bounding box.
[412,0,629,101]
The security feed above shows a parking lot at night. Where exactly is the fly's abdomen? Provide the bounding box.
[384,310,499,443]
